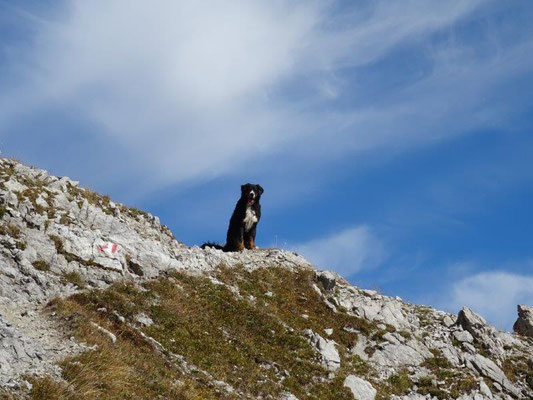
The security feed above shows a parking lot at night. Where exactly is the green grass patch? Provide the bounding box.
[0,223,21,239]
[32,265,383,399]
[61,271,86,288]
[398,330,411,340]
[32,260,50,272]
[422,349,452,370]
[30,298,216,400]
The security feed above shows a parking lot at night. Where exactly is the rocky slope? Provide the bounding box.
[0,158,532,399]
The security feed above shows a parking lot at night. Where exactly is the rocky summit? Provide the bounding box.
[0,158,532,400]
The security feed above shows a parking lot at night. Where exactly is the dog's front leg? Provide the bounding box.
[237,227,245,251]
[244,225,257,250]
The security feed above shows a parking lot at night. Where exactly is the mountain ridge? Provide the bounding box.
[0,158,531,399]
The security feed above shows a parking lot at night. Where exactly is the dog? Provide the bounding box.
[201,183,263,252]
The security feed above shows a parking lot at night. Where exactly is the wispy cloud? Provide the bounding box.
[2,0,522,198]
[443,267,533,330]
[291,226,385,277]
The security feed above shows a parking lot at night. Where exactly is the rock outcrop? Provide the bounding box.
[513,304,533,338]
[305,329,341,372]
[0,158,532,399]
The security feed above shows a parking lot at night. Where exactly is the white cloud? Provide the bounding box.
[446,269,533,330]
[0,0,509,195]
[291,226,385,277]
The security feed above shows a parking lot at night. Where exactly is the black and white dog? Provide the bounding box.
[202,183,263,252]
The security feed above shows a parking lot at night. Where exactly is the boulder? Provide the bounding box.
[316,270,336,291]
[304,329,340,371]
[464,354,520,397]
[513,305,533,338]
[456,307,488,338]
[371,342,432,367]
[453,330,474,343]
[343,376,376,400]
[456,307,506,360]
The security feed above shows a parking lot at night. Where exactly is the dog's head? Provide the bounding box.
[241,183,264,206]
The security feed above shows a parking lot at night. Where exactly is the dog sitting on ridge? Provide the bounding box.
[201,183,263,252]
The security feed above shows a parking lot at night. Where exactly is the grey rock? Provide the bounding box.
[335,288,409,329]
[456,307,506,360]
[457,307,488,335]
[135,313,154,327]
[453,330,474,343]
[443,315,455,327]
[90,322,117,343]
[438,342,462,366]
[343,375,376,400]
[479,380,493,398]
[351,335,369,361]
[305,329,341,371]
[280,392,299,400]
[513,304,533,338]
[371,341,432,367]
[316,270,336,291]
[465,354,520,397]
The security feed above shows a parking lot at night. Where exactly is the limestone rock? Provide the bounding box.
[90,322,117,343]
[453,329,474,343]
[513,304,533,338]
[335,287,409,329]
[316,270,337,291]
[304,329,341,371]
[279,392,299,400]
[456,307,506,360]
[479,380,492,398]
[343,375,376,400]
[456,307,488,336]
[135,313,154,327]
[371,341,432,367]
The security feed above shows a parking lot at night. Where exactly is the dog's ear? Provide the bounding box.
[256,185,264,195]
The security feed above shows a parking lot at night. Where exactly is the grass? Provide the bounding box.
[211,264,377,348]
[0,385,21,400]
[0,224,21,239]
[502,356,533,390]
[370,325,396,342]
[32,260,51,272]
[416,306,433,327]
[421,349,452,370]
[417,376,447,399]
[29,265,385,399]
[350,354,370,375]
[8,174,58,217]
[387,371,411,395]
[65,182,114,216]
[30,298,216,400]
[59,212,71,225]
[143,269,325,398]
[62,271,86,288]
[398,330,411,340]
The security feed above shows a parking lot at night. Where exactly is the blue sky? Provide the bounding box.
[1,0,532,330]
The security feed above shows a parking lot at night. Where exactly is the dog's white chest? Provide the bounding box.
[244,207,258,231]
